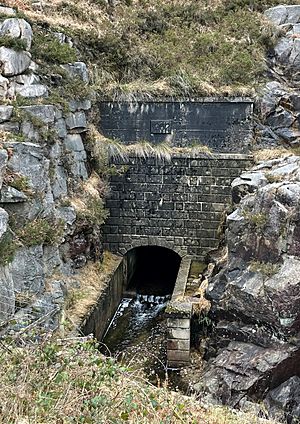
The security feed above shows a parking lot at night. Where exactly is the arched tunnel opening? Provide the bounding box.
[101,246,182,366]
[125,246,182,296]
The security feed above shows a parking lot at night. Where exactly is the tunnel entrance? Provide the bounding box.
[126,246,181,296]
[101,246,182,373]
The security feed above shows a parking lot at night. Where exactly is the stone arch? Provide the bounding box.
[124,244,182,296]
[119,237,187,259]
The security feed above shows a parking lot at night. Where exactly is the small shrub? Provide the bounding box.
[9,174,31,193]
[60,77,92,101]
[243,210,268,228]
[77,196,108,227]
[46,89,70,113]
[31,32,77,64]
[265,172,283,183]
[0,232,17,267]
[0,35,28,51]
[16,218,64,246]
[12,109,45,129]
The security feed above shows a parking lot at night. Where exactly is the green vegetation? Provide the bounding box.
[0,232,17,267]
[265,172,284,183]
[16,218,65,247]
[12,108,45,129]
[77,195,109,227]
[31,31,77,64]
[69,0,281,97]
[8,174,31,193]
[243,210,268,229]
[0,336,267,424]
[249,260,280,277]
[0,35,28,51]
[15,0,300,98]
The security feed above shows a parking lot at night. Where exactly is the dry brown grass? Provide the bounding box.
[64,251,121,330]
[253,147,293,162]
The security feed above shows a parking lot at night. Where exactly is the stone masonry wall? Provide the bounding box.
[103,154,252,258]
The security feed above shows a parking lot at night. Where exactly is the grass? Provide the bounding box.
[6,0,300,98]
[87,128,213,175]
[63,251,121,329]
[70,172,109,227]
[0,335,278,424]
[0,35,28,51]
[253,147,292,162]
[16,218,65,247]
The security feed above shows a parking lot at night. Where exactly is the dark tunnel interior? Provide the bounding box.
[126,246,181,296]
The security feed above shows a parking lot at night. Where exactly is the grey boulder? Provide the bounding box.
[0,105,13,123]
[0,18,33,50]
[0,47,31,76]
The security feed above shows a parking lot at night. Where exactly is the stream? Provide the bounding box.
[101,295,190,391]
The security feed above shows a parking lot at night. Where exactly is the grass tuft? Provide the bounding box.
[16,218,65,247]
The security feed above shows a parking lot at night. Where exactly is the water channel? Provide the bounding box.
[100,246,186,389]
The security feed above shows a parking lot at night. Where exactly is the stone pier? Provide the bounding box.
[166,258,192,368]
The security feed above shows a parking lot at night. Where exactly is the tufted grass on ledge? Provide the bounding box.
[86,126,213,175]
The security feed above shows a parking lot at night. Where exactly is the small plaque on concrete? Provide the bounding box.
[150,120,172,134]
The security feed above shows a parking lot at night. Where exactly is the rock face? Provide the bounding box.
[0,18,33,50]
[196,155,300,422]
[196,342,300,408]
[0,12,104,328]
[257,7,300,148]
[193,10,300,419]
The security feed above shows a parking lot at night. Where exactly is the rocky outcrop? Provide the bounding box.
[0,18,33,50]
[0,12,105,330]
[256,5,300,148]
[192,8,300,421]
[195,154,300,421]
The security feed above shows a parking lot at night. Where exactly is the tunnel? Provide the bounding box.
[125,246,181,296]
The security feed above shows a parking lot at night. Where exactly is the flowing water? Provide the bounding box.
[101,295,170,380]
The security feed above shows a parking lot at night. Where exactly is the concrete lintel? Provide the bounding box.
[124,153,253,161]
[100,97,253,104]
